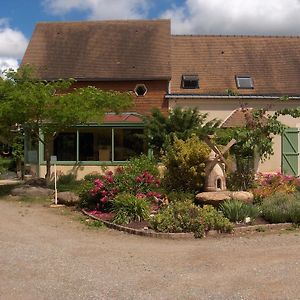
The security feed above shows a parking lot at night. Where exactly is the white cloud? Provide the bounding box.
[162,0,300,35]
[0,19,28,75]
[43,0,151,19]
[0,58,19,77]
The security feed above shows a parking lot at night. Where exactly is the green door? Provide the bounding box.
[282,128,299,176]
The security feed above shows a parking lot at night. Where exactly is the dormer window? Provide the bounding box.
[182,75,199,89]
[236,76,254,89]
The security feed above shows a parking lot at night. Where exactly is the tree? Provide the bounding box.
[0,66,133,182]
[143,107,220,158]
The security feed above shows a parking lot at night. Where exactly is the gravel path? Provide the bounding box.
[0,198,300,300]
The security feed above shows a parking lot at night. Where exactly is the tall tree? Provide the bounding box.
[0,66,133,182]
[144,107,220,157]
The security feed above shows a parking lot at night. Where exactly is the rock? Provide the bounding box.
[25,178,47,187]
[57,192,79,206]
[195,191,254,207]
[231,191,254,204]
[195,191,232,206]
[11,186,54,197]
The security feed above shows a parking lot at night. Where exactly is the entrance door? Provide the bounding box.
[282,128,299,176]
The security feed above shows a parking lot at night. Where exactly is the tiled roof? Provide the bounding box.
[103,113,143,123]
[171,35,300,96]
[22,20,171,80]
[221,108,267,128]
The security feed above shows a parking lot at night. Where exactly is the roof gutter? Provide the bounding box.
[165,94,300,100]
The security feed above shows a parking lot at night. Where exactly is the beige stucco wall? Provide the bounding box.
[39,165,119,180]
[169,97,300,173]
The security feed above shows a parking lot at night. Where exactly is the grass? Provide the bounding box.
[76,215,104,229]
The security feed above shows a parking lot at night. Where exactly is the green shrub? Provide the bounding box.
[78,155,161,210]
[219,200,260,223]
[122,154,160,177]
[150,201,233,238]
[199,205,234,233]
[261,192,300,224]
[112,193,150,225]
[57,173,77,185]
[166,191,195,203]
[0,157,13,178]
[78,180,95,209]
[162,135,210,192]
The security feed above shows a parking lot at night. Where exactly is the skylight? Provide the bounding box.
[182,75,199,89]
[236,76,254,89]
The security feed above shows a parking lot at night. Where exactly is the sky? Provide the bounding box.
[1,0,300,72]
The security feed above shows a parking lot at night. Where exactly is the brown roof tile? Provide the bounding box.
[22,20,171,80]
[171,35,300,96]
[221,108,267,128]
[103,113,143,123]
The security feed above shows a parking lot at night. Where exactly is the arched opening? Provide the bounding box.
[216,178,222,190]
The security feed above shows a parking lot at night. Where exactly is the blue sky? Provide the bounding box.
[1,0,300,72]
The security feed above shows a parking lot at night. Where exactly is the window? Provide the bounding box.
[181,75,199,89]
[44,127,146,162]
[134,84,147,96]
[114,128,145,161]
[79,128,112,161]
[236,76,254,89]
[53,132,77,161]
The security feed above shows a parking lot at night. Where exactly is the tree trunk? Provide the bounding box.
[44,138,51,186]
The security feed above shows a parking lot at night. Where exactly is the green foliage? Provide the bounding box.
[78,180,95,209]
[78,156,161,210]
[83,173,102,183]
[215,106,291,164]
[261,192,300,224]
[85,220,104,229]
[112,193,150,225]
[109,155,161,196]
[0,157,13,177]
[150,201,233,238]
[52,173,82,193]
[144,107,220,157]
[219,200,260,223]
[57,173,77,185]
[226,157,256,191]
[162,135,210,192]
[200,205,234,233]
[166,191,195,203]
[121,154,160,179]
[150,200,205,237]
[0,65,133,180]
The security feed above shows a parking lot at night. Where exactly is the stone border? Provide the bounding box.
[82,209,296,239]
[82,209,194,239]
[233,222,294,233]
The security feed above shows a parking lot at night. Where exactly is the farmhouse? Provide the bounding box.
[22,19,300,178]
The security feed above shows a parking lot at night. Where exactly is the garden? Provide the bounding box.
[74,108,300,238]
[2,107,300,238]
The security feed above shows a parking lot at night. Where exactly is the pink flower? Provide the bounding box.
[94,179,104,188]
[101,196,109,203]
[106,176,113,183]
[136,193,146,199]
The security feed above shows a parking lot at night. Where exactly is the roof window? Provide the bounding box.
[236,76,254,89]
[182,75,199,89]
[134,84,147,96]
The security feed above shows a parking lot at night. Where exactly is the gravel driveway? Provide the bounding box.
[0,198,300,300]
